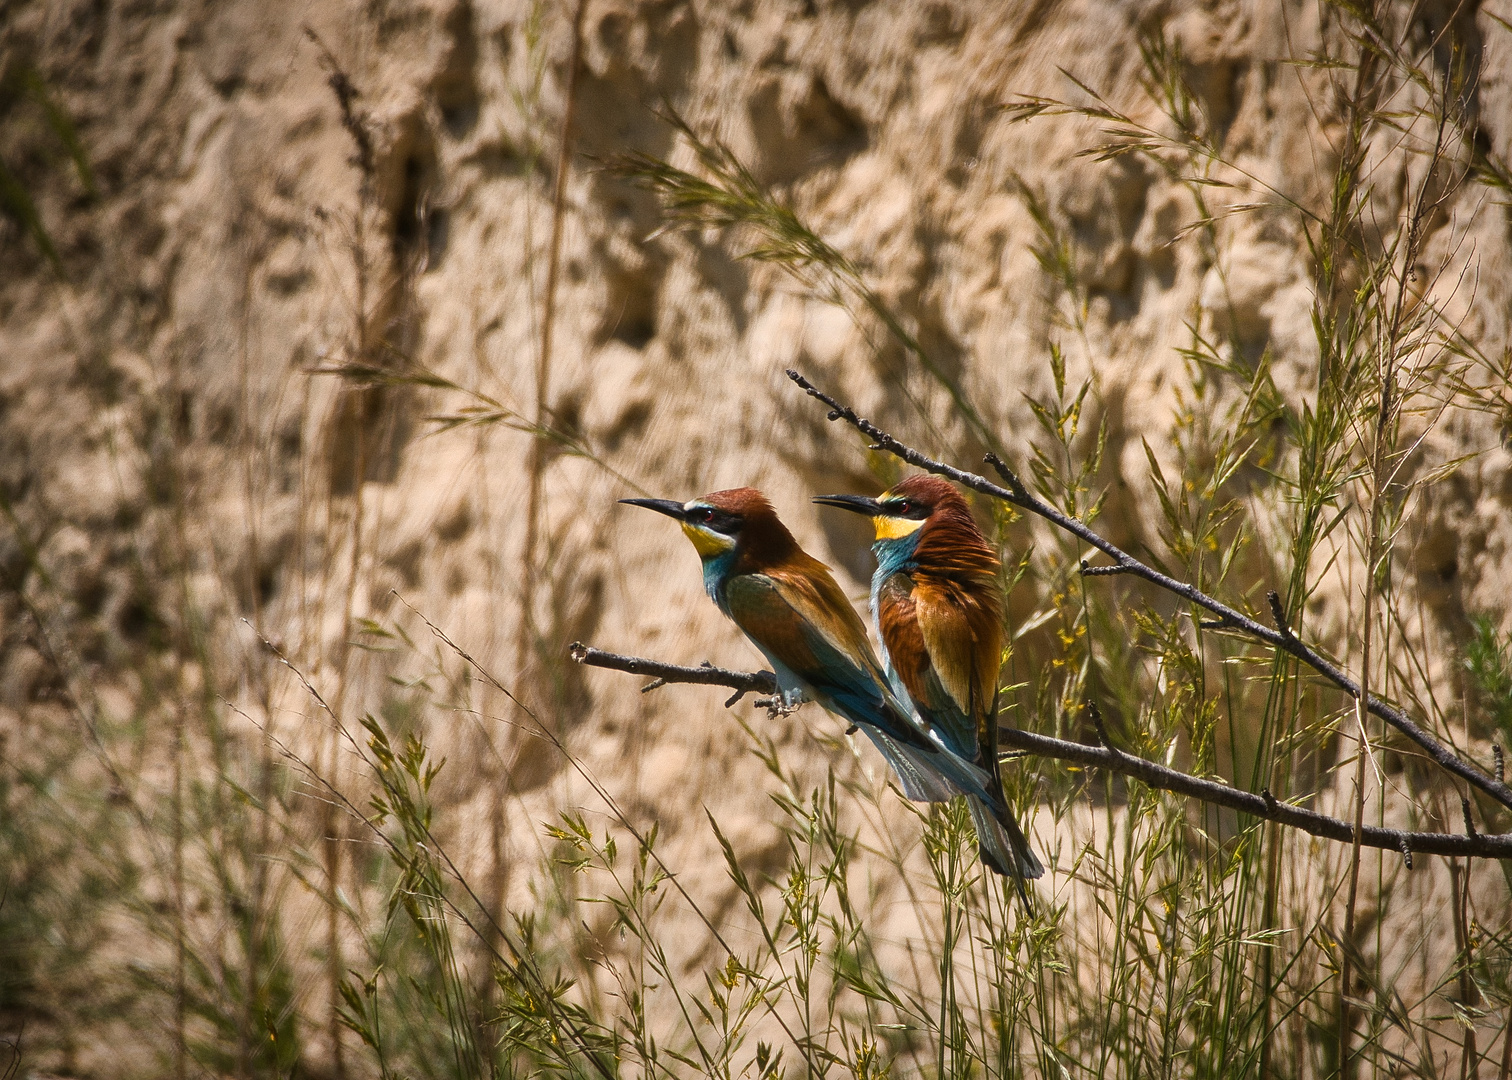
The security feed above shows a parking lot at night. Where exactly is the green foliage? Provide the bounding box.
[0,725,133,1044]
[1466,616,1512,742]
[0,60,94,273]
[335,716,508,1080]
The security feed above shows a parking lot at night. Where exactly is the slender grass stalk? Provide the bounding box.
[172,696,187,1080]
[518,0,586,696]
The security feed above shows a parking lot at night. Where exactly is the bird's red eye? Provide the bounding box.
[700,508,715,522]
[897,501,911,515]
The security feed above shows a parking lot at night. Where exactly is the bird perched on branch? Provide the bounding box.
[815,475,1043,892]
[621,487,955,794]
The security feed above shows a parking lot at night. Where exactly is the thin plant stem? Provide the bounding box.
[518,0,586,686]
[1450,858,1482,1080]
[1339,30,1465,1074]
[307,34,388,1075]
[172,695,187,1080]
[1499,1001,1512,1080]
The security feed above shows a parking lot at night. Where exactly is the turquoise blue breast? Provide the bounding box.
[701,549,739,614]
[872,532,921,581]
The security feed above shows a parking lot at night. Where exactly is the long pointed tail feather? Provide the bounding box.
[860,728,961,803]
[968,795,1043,889]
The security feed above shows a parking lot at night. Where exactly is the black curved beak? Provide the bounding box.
[813,494,884,517]
[619,497,688,521]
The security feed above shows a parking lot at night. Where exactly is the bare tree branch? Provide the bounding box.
[784,368,1512,814]
[570,643,777,706]
[570,644,1512,861]
[996,726,1512,859]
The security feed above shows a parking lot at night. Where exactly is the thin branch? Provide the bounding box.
[1080,561,1130,577]
[784,368,1512,813]
[571,644,1512,861]
[994,724,1512,859]
[569,643,777,696]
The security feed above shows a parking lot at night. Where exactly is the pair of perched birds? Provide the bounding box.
[623,475,1043,895]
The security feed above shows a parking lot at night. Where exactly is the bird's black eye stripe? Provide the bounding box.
[884,498,928,519]
[691,506,741,532]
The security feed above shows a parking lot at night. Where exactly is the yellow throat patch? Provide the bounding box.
[681,521,736,558]
[873,514,925,541]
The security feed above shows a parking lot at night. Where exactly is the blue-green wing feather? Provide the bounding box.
[724,572,932,751]
[913,666,980,762]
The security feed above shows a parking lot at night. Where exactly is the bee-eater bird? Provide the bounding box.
[814,475,1044,889]
[620,488,958,795]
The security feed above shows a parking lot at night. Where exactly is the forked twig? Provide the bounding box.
[784,368,1512,812]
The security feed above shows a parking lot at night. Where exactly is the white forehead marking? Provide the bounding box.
[684,500,711,512]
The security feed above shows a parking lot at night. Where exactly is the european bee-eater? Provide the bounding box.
[815,475,1044,888]
[620,488,956,793]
